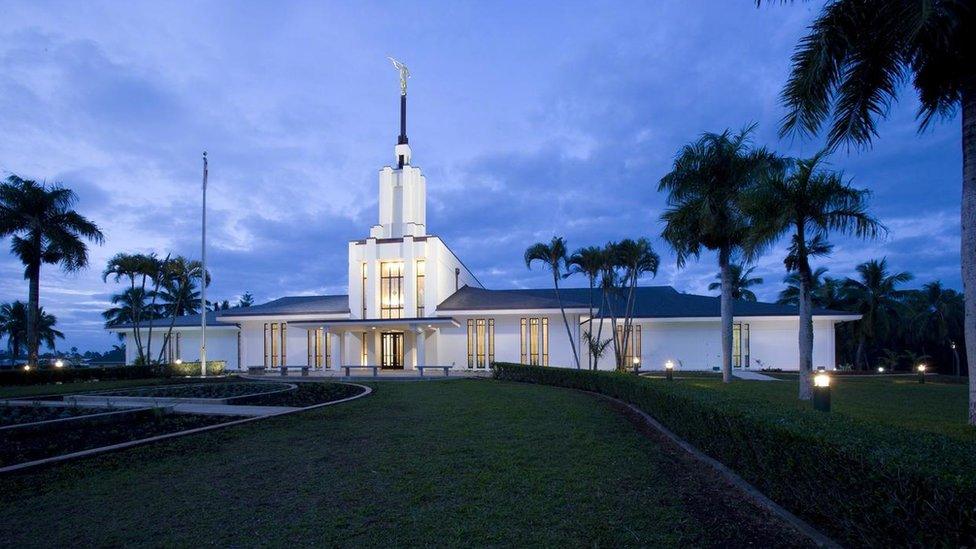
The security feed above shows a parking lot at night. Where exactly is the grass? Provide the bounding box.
[668,372,972,440]
[0,380,809,547]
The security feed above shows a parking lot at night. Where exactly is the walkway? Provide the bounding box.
[731,370,781,381]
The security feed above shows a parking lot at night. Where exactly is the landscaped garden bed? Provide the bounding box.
[0,404,113,427]
[0,411,242,467]
[492,362,976,547]
[92,381,293,400]
[231,381,364,407]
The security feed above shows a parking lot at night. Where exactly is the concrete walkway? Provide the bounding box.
[170,403,298,416]
[731,370,781,381]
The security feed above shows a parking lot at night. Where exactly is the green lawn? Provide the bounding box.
[668,373,972,440]
[0,379,809,547]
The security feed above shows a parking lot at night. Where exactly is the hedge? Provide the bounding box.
[491,362,976,547]
[0,361,226,386]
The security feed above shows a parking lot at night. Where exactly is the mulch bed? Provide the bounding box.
[0,405,113,427]
[231,382,364,407]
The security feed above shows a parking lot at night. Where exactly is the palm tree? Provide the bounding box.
[778,267,828,306]
[761,0,975,421]
[525,236,581,369]
[709,264,764,301]
[567,246,605,370]
[34,308,64,353]
[659,126,782,383]
[103,252,165,363]
[0,176,103,368]
[843,259,913,370]
[746,152,883,399]
[0,301,26,366]
[155,256,209,363]
[909,281,964,374]
[614,238,660,371]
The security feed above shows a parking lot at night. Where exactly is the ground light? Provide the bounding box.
[632,357,640,372]
[54,359,64,368]
[877,366,885,374]
[813,372,831,412]
[174,358,183,365]
[917,363,927,384]
[22,364,30,372]
[665,360,675,381]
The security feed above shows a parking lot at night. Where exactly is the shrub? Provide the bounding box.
[167,361,226,377]
[491,362,976,547]
[0,365,157,386]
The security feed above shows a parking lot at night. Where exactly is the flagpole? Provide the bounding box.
[200,151,208,377]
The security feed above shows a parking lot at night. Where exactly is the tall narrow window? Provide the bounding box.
[520,317,550,366]
[270,323,279,367]
[520,318,527,363]
[264,323,270,367]
[466,318,495,369]
[616,325,642,366]
[361,262,368,318]
[176,332,182,360]
[380,262,405,319]
[280,322,287,366]
[307,330,315,367]
[307,328,328,368]
[237,331,242,370]
[416,260,426,317]
[361,332,369,366]
[733,322,750,368]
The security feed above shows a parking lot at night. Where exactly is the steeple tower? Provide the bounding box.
[371,58,425,239]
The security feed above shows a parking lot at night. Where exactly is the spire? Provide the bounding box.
[388,57,412,168]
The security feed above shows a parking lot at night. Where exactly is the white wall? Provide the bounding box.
[121,328,240,369]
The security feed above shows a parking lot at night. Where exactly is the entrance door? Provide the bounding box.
[381,332,404,369]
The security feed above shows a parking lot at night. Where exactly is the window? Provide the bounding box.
[165,332,182,363]
[237,331,242,369]
[520,317,549,366]
[615,324,642,367]
[416,260,426,317]
[733,322,750,368]
[380,262,404,319]
[361,262,368,318]
[466,318,495,368]
[264,322,287,367]
[361,331,369,366]
[307,328,330,368]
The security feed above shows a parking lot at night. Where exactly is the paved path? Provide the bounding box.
[731,370,781,381]
[170,403,298,416]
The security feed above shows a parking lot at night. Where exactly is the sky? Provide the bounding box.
[0,1,963,352]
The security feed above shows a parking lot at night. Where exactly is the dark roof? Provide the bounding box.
[219,295,350,317]
[108,311,230,330]
[437,285,857,318]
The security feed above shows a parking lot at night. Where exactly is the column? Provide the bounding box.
[416,327,426,367]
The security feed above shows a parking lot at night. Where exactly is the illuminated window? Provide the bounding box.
[361,262,368,318]
[307,328,330,368]
[270,323,279,366]
[361,331,369,366]
[416,260,426,317]
[281,322,287,366]
[380,262,405,319]
[466,318,495,369]
[165,332,182,363]
[264,323,270,367]
[733,322,750,368]
[615,324,642,366]
[264,322,286,367]
[520,317,549,366]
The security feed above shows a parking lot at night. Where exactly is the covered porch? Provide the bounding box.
[289,317,458,370]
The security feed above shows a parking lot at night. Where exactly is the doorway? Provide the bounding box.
[381,332,404,369]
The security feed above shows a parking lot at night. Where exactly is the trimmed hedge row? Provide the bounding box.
[0,361,226,386]
[491,362,976,547]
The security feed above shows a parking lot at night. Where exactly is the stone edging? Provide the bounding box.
[0,406,162,433]
[0,382,372,475]
[584,390,839,549]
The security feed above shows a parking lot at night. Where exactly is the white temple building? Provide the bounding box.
[110,64,858,373]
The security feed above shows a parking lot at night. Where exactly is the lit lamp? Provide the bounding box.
[812,372,831,412]
[632,356,640,373]
[54,359,64,368]
[877,366,885,374]
[917,363,927,384]
[174,358,183,365]
[22,364,30,372]
[665,360,675,381]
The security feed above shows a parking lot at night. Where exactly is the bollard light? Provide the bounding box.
[54,359,64,368]
[175,358,183,365]
[812,372,831,412]
[23,364,30,372]
[917,363,927,384]
[665,360,675,381]
[632,357,640,373]
[877,366,885,374]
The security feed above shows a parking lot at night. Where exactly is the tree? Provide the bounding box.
[745,151,883,399]
[778,267,829,306]
[156,256,208,364]
[762,0,976,422]
[525,236,581,369]
[843,259,913,370]
[908,281,965,375]
[0,301,62,365]
[659,126,782,383]
[708,263,763,301]
[566,246,605,370]
[237,292,254,307]
[103,253,155,364]
[102,287,159,343]
[0,176,103,368]
[613,238,660,371]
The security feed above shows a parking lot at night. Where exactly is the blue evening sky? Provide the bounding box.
[0,1,962,351]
